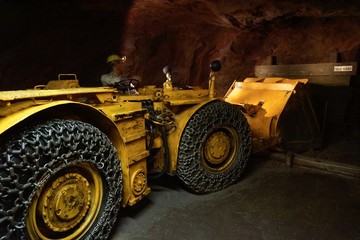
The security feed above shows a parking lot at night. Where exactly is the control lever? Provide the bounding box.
[209,60,221,98]
[163,65,173,91]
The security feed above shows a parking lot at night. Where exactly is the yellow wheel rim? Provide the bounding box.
[202,127,239,172]
[26,162,103,240]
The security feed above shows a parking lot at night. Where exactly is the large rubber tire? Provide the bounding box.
[176,100,251,194]
[0,119,122,240]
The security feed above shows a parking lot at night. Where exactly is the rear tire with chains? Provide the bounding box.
[0,119,122,240]
[176,100,251,194]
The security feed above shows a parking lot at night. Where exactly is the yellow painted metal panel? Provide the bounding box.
[0,87,117,101]
[225,81,301,117]
[0,100,80,134]
[46,79,80,89]
[165,97,210,106]
[224,78,309,143]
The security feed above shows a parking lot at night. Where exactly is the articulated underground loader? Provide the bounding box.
[0,61,319,239]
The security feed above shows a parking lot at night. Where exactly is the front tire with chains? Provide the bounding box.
[0,119,122,240]
[176,100,251,194]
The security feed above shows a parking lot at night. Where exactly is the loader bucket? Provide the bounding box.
[224,78,321,153]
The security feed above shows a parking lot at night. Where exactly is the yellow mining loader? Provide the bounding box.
[0,61,318,240]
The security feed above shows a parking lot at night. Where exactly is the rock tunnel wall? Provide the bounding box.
[0,0,359,96]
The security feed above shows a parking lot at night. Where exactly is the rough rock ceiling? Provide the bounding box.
[0,0,359,94]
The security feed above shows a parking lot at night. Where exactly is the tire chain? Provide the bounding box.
[0,119,122,240]
[176,100,251,194]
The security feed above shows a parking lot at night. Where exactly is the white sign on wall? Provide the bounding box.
[334,65,353,72]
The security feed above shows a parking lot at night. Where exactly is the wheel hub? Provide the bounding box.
[204,131,231,165]
[41,173,91,232]
[132,171,147,195]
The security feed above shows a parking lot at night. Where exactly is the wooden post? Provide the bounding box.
[266,56,277,65]
[330,51,341,63]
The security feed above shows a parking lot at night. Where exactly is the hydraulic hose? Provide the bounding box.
[147,122,155,150]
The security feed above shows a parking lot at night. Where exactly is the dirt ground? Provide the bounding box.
[110,156,360,240]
